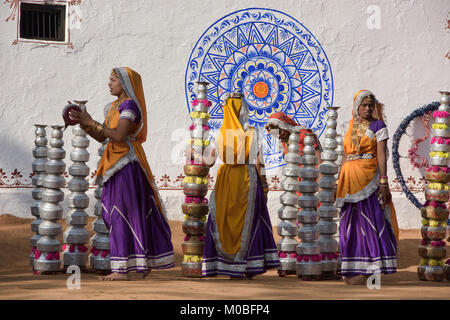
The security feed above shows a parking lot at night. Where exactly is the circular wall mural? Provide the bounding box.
[185,8,334,170]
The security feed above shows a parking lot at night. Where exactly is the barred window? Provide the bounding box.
[20,3,66,42]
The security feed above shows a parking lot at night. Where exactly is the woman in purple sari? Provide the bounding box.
[70,67,174,280]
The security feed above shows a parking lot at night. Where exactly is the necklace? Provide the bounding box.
[106,96,128,128]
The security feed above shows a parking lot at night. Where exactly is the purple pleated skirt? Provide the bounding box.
[202,178,280,277]
[339,190,397,277]
[102,161,175,274]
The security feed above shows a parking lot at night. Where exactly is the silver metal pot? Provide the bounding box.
[318,205,338,219]
[277,220,298,237]
[295,261,322,276]
[296,242,321,256]
[318,235,338,253]
[278,205,298,220]
[299,166,319,179]
[298,194,318,208]
[277,237,298,252]
[298,224,319,242]
[299,180,318,193]
[63,226,89,244]
[280,191,298,207]
[297,209,319,224]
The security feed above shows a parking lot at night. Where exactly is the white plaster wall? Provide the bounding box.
[0,0,449,229]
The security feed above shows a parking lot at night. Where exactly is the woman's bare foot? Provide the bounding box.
[343,275,368,285]
[99,272,130,281]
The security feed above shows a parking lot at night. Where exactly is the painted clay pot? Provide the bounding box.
[421,265,444,281]
[418,245,447,260]
[182,219,206,236]
[183,182,208,197]
[425,188,449,202]
[425,171,449,183]
[420,206,449,220]
[182,261,203,277]
[421,226,447,241]
[181,202,209,218]
[444,264,450,281]
[182,239,204,256]
[184,164,210,177]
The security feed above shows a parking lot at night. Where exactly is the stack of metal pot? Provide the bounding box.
[296,132,322,280]
[89,140,110,273]
[30,125,48,269]
[277,128,301,276]
[63,123,90,271]
[317,107,340,279]
[181,81,212,277]
[418,91,450,282]
[334,132,344,275]
[34,125,66,273]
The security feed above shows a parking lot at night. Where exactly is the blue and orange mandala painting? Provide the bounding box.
[185,8,334,170]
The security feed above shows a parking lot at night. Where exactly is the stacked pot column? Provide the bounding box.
[30,124,48,268]
[62,125,90,270]
[317,107,340,279]
[89,140,110,272]
[277,128,301,275]
[296,132,322,280]
[334,133,344,275]
[418,91,450,282]
[34,125,66,273]
[181,81,211,277]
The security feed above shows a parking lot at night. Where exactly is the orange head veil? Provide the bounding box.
[113,67,147,143]
[352,89,385,122]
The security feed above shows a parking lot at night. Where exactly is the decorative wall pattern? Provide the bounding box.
[0,168,424,192]
[185,8,334,170]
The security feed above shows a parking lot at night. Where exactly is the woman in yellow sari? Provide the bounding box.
[336,90,399,285]
[69,67,174,281]
[202,93,280,279]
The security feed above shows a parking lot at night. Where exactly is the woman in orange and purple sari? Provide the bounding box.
[336,90,399,285]
[202,93,280,279]
[70,67,174,281]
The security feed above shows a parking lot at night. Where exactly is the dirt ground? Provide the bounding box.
[0,214,448,300]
